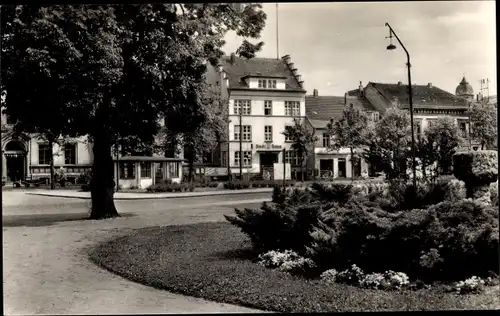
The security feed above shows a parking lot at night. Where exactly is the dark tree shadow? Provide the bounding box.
[2,212,136,227]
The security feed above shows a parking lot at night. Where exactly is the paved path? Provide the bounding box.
[3,191,272,315]
[24,187,274,200]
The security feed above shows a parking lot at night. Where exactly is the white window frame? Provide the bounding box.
[264,125,273,142]
[322,133,330,148]
[258,79,277,89]
[38,143,51,165]
[284,125,293,142]
[285,101,300,116]
[235,151,252,167]
[242,125,252,141]
[285,150,299,165]
[64,143,77,165]
[234,99,251,115]
[264,100,273,116]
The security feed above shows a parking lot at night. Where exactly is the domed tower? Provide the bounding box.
[455,76,474,101]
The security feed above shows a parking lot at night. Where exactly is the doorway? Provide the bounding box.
[338,158,346,178]
[260,152,278,179]
[319,159,333,179]
[6,155,25,182]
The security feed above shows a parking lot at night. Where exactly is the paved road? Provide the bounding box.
[2,191,271,315]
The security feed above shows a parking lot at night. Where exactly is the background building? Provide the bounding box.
[305,88,376,179]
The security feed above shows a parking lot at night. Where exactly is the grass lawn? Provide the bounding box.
[89,222,499,313]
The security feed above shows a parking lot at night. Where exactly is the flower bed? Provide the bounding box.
[223,180,297,190]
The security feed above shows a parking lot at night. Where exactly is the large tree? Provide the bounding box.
[281,117,318,181]
[1,4,266,219]
[327,103,369,182]
[362,107,412,181]
[470,102,497,150]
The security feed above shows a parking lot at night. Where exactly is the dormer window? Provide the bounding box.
[258,79,277,89]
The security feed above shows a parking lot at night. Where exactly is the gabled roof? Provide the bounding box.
[305,95,377,124]
[305,95,346,121]
[367,82,461,107]
[219,55,305,91]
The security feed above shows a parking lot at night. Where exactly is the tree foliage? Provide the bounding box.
[470,102,497,150]
[362,107,411,181]
[1,4,267,219]
[282,118,318,181]
[423,116,460,176]
[327,104,369,180]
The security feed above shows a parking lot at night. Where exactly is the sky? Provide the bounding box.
[223,1,497,97]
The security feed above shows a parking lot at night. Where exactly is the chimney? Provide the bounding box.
[313,89,318,97]
[358,81,363,97]
[230,53,236,64]
[427,83,432,88]
[398,81,403,86]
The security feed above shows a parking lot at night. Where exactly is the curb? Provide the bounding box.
[25,188,274,200]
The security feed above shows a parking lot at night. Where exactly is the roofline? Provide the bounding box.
[240,75,288,80]
[229,88,307,93]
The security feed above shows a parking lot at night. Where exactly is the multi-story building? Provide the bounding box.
[1,110,94,184]
[305,77,485,179]
[207,53,307,179]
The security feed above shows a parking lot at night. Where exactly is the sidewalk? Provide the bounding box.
[26,187,274,200]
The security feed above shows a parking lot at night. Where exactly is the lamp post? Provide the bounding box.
[385,22,417,188]
[465,103,472,150]
[239,106,243,180]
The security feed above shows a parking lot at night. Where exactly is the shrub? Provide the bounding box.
[335,264,365,286]
[310,182,353,205]
[257,250,316,275]
[453,276,486,295]
[320,269,338,284]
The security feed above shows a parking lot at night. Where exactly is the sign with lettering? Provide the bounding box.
[255,144,282,150]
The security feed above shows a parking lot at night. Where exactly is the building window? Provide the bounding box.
[427,119,436,129]
[38,143,51,165]
[458,121,467,138]
[167,162,179,178]
[140,162,152,178]
[258,79,277,89]
[234,99,251,115]
[285,101,300,116]
[64,143,77,165]
[285,150,298,165]
[373,112,380,122]
[119,162,135,179]
[235,151,252,167]
[284,125,293,142]
[155,163,164,180]
[264,125,273,142]
[264,100,273,116]
[414,122,422,138]
[235,125,251,141]
[322,133,331,148]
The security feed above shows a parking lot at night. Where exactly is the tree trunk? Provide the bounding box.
[89,132,119,220]
[49,136,55,190]
[300,157,304,182]
[481,141,485,150]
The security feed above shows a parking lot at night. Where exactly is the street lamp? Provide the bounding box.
[385,22,417,188]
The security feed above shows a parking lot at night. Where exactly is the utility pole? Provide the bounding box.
[276,3,279,59]
[239,105,243,180]
[282,147,286,187]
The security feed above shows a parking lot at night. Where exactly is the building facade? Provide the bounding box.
[208,53,307,179]
[1,108,184,187]
[1,111,93,183]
